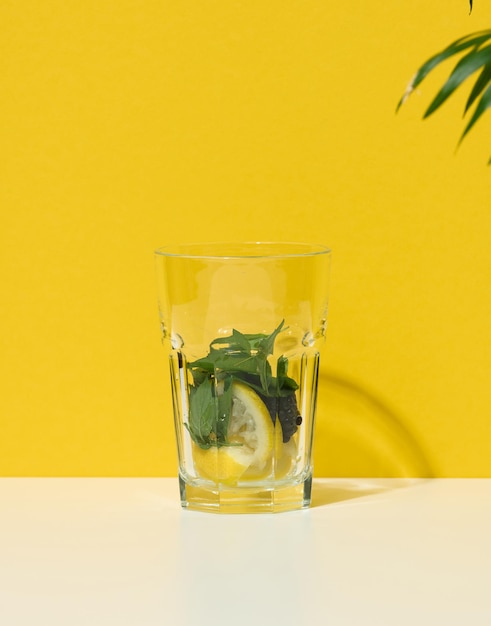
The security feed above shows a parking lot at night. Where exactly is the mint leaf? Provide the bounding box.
[215,377,233,442]
[188,378,215,448]
[257,353,272,392]
[188,320,288,395]
[186,320,300,448]
[190,350,259,376]
[277,355,288,380]
[211,328,252,352]
[187,375,236,449]
[206,320,285,357]
[277,355,299,393]
[256,320,285,357]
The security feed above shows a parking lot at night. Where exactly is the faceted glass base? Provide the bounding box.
[178,474,313,514]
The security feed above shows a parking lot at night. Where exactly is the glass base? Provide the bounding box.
[178,474,312,514]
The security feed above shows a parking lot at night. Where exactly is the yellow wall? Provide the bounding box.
[2,1,490,477]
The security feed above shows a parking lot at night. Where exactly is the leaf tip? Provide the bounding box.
[398,74,418,112]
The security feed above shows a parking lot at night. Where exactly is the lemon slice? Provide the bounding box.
[192,380,275,485]
[242,416,297,481]
[274,433,297,479]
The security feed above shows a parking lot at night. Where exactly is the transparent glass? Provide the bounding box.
[155,242,331,513]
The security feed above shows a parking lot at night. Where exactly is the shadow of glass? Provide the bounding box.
[311,477,426,508]
[313,371,434,479]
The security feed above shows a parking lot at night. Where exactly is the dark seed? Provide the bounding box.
[296,416,303,426]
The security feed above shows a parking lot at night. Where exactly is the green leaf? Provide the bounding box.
[190,347,263,378]
[460,82,491,141]
[398,28,491,162]
[215,376,233,442]
[277,355,288,383]
[216,351,259,375]
[188,378,215,447]
[277,355,299,393]
[190,369,208,386]
[210,321,286,356]
[397,30,491,111]
[229,373,264,395]
[187,376,237,448]
[256,353,272,392]
[256,320,285,356]
[188,320,288,393]
[211,328,253,352]
[424,45,491,118]
[185,321,300,446]
[465,64,491,113]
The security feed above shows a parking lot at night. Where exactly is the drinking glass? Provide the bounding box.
[155,242,331,513]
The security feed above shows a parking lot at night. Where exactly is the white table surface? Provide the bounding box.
[0,478,490,625]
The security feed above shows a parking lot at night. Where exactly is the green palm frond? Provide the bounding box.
[398,29,491,162]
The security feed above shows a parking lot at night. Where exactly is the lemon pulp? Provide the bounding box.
[192,380,297,485]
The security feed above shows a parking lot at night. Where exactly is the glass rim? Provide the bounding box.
[154,241,331,260]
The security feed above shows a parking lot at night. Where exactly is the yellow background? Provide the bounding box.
[1,1,490,477]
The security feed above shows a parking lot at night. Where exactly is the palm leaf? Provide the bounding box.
[397,30,491,110]
[423,45,491,117]
[398,28,491,162]
[465,64,491,112]
[460,82,491,141]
